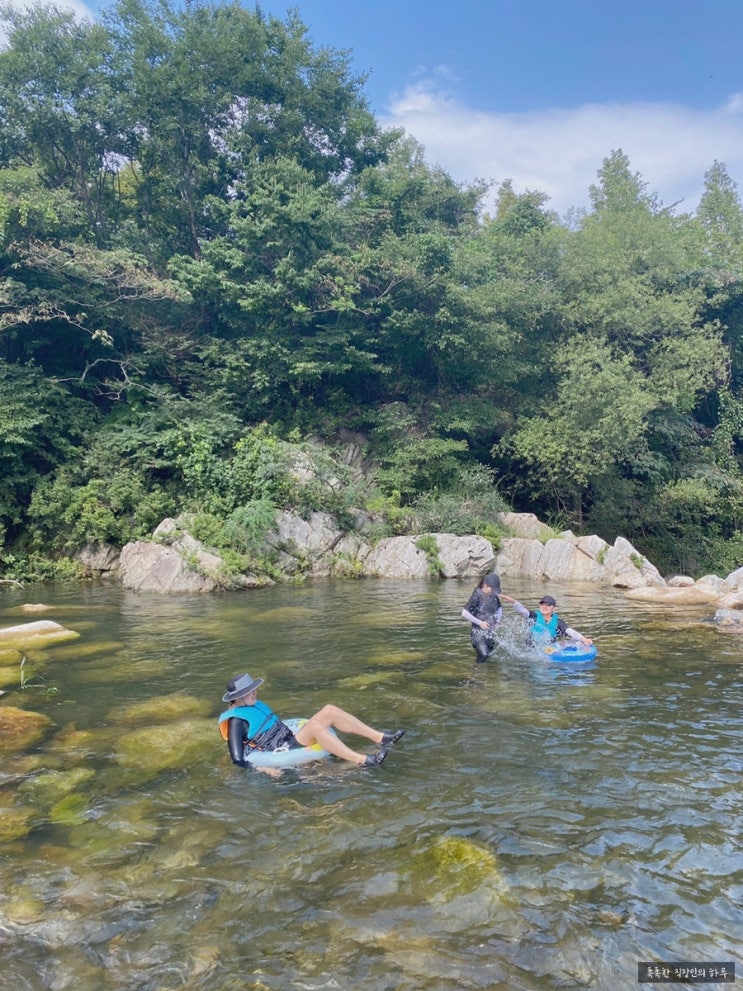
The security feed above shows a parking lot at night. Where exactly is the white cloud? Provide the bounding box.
[381,82,743,217]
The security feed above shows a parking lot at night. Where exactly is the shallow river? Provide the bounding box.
[0,577,740,991]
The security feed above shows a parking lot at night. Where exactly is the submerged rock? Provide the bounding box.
[0,803,37,843]
[713,608,743,632]
[409,834,510,900]
[115,694,213,727]
[0,705,53,752]
[0,620,79,649]
[113,717,219,782]
[19,766,95,807]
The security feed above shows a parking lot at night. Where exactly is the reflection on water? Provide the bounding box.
[0,578,740,991]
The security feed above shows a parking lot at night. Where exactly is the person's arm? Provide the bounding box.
[504,597,530,619]
[227,717,253,768]
[462,608,487,627]
[562,621,593,645]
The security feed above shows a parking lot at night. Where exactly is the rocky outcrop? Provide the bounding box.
[116,518,497,591]
[266,510,344,576]
[114,511,664,592]
[494,531,664,589]
[118,519,268,593]
[357,533,494,579]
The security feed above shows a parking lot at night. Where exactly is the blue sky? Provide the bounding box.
[7,0,743,216]
[256,0,738,115]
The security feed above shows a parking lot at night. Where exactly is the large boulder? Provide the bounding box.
[118,518,251,593]
[497,512,552,539]
[265,510,343,576]
[119,540,220,593]
[360,537,431,579]
[75,542,120,576]
[713,608,743,631]
[625,584,719,605]
[433,534,496,579]
[359,533,494,580]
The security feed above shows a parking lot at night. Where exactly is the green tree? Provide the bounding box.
[0,2,128,245]
[502,336,655,522]
[106,0,390,262]
[0,361,87,539]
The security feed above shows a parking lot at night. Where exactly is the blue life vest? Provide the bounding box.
[531,610,560,643]
[218,700,279,744]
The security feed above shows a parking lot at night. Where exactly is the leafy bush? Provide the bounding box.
[0,550,84,582]
[415,534,443,576]
[186,504,281,581]
[221,501,278,555]
[28,470,172,551]
[409,464,510,538]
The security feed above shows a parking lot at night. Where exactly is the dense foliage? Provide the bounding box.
[2,0,743,580]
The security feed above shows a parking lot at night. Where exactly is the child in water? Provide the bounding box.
[461,573,503,662]
[500,594,593,648]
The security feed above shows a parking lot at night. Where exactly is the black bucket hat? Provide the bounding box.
[539,595,557,606]
[222,673,263,702]
[483,572,501,592]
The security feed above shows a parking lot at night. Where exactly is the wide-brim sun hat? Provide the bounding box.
[223,673,264,702]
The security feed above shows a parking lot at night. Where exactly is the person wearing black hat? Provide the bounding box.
[500,594,593,648]
[218,673,404,769]
[461,572,504,662]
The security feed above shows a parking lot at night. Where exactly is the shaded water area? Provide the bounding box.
[0,577,740,991]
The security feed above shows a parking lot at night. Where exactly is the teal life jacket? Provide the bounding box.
[218,700,279,746]
[531,610,560,643]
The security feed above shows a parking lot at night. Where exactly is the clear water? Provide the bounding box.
[0,578,740,991]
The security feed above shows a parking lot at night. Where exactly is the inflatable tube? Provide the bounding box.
[542,642,598,663]
[243,718,334,769]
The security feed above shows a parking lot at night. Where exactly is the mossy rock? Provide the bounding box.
[49,791,91,826]
[0,803,37,842]
[338,671,394,690]
[0,664,21,689]
[0,620,79,649]
[46,725,102,758]
[47,640,123,661]
[366,648,427,666]
[2,886,46,922]
[0,705,53,752]
[254,606,316,622]
[76,657,170,683]
[409,835,510,899]
[113,717,220,782]
[115,693,213,727]
[19,766,95,807]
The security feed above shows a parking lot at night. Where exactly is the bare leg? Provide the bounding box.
[294,704,384,765]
